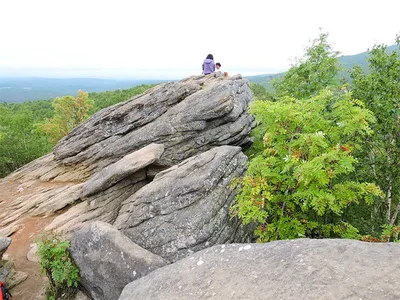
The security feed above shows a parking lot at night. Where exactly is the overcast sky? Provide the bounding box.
[1,0,399,79]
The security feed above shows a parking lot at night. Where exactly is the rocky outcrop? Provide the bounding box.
[1,74,253,238]
[7,73,253,184]
[0,74,254,291]
[52,74,253,179]
[114,146,249,262]
[119,239,400,300]
[70,221,168,300]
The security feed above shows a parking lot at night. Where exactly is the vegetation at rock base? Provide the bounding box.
[0,84,154,178]
[37,233,80,300]
[234,32,399,242]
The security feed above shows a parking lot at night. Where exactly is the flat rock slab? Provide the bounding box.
[119,239,400,300]
[82,143,164,197]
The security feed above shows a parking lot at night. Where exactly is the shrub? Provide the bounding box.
[231,90,382,242]
[37,233,80,300]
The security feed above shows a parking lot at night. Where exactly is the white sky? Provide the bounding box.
[0,0,399,79]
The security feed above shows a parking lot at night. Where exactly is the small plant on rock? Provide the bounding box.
[36,233,80,300]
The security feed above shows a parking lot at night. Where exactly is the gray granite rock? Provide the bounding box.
[114,145,250,262]
[52,74,253,181]
[1,74,253,242]
[70,221,168,300]
[119,239,400,300]
[82,143,164,197]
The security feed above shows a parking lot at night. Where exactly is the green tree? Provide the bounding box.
[350,40,400,228]
[39,90,93,144]
[232,91,382,242]
[272,32,340,99]
[0,102,52,177]
[250,83,276,101]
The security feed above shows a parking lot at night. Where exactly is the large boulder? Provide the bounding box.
[114,145,250,262]
[119,239,400,300]
[70,221,168,300]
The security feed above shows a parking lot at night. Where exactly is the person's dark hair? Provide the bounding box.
[216,62,221,67]
[206,54,214,60]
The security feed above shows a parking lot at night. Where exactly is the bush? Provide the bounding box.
[36,233,80,300]
[231,90,382,242]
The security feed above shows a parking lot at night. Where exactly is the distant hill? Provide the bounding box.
[0,77,165,103]
[247,44,399,86]
[338,44,398,71]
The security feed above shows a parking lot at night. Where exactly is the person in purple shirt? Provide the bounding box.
[202,54,215,75]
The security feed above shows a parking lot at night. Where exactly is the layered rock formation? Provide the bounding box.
[119,239,400,300]
[1,73,253,237]
[6,73,253,184]
[0,73,254,298]
[115,146,248,262]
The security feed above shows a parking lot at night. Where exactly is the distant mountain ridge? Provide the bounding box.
[246,44,399,85]
[0,77,165,103]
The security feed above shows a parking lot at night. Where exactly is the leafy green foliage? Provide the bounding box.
[234,32,393,242]
[0,101,53,177]
[272,32,340,99]
[350,41,400,227]
[37,233,80,299]
[232,91,382,242]
[381,224,400,242]
[38,90,93,144]
[250,83,276,101]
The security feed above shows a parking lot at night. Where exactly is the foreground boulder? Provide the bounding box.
[119,239,400,300]
[114,145,249,262]
[70,221,168,300]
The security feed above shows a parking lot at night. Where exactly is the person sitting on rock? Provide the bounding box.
[202,54,215,75]
[0,281,13,300]
[215,62,228,77]
[215,62,222,72]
